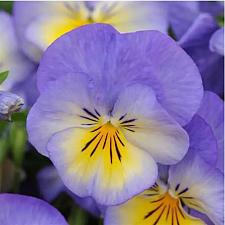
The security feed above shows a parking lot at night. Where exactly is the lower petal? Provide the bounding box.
[47,126,158,205]
[105,188,205,225]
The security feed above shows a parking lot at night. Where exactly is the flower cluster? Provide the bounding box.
[0,2,223,225]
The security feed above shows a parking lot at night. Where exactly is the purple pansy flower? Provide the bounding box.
[168,2,224,96]
[0,194,68,225]
[178,13,224,96]
[105,152,224,225]
[0,11,38,106]
[104,95,224,224]
[27,24,203,205]
[13,1,168,62]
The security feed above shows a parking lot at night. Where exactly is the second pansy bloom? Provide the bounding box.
[27,24,203,205]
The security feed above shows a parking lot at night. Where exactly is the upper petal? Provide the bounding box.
[37,23,203,125]
[112,84,189,165]
[27,73,97,156]
[0,194,68,225]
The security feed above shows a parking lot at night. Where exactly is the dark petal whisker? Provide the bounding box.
[124,128,135,132]
[82,108,99,120]
[103,133,108,149]
[178,188,189,195]
[80,115,98,122]
[144,203,164,219]
[120,118,136,124]
[119,113,127,121]
[113,136,121,161]
[115,132,125,146]
[91,126,102,132]
[81,132,101,152]
[90,135,103,157]
[94,109,101,117]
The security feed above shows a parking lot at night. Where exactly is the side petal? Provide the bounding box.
[112,84,189,165]
[47,127,158,205]
[169,152,224,225]
[184,115,218,166]
[197,91,224,171]
[209,28,224,56]
[27,73,95,156]
[0,194,68,225]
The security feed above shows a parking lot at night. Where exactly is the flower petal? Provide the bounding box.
[27,73,96,156]
[26,15,82,51]
[92,2,168,33]
[37,23,203,126]
[105,188,205,225]
[197,91,224,171]
[184,115,218,166]
[112,84,189,165]
[179,14,223,96]
[209,28,224,56]
[0,12,35,92]
[47,126,158,205]
[0,194,68,225]
[168,152,224,225]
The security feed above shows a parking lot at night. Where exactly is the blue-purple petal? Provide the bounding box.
[0,194,68,225]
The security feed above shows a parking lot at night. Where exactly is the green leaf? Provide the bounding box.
[0,71,9,85]
[0,2,13,13]
[68,207,88,225]
[9,122,27,167]
[217,15,224,27]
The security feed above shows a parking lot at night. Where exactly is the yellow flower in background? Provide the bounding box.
[14,1,168,62]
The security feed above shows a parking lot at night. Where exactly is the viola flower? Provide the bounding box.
[0,11,38,106]
[104,95,224,224]
[178,14,224,97]
[27,24,203,205]
[13,1,168,62]
[0,91,24,121]
[168,2,224,96]
[0,194,68,225]
[105,153,224,225]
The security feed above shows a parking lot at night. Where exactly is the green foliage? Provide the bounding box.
[0,1,13,13]
[68,207,88,225]
[217,15,224,27]
[0,71,9,85]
